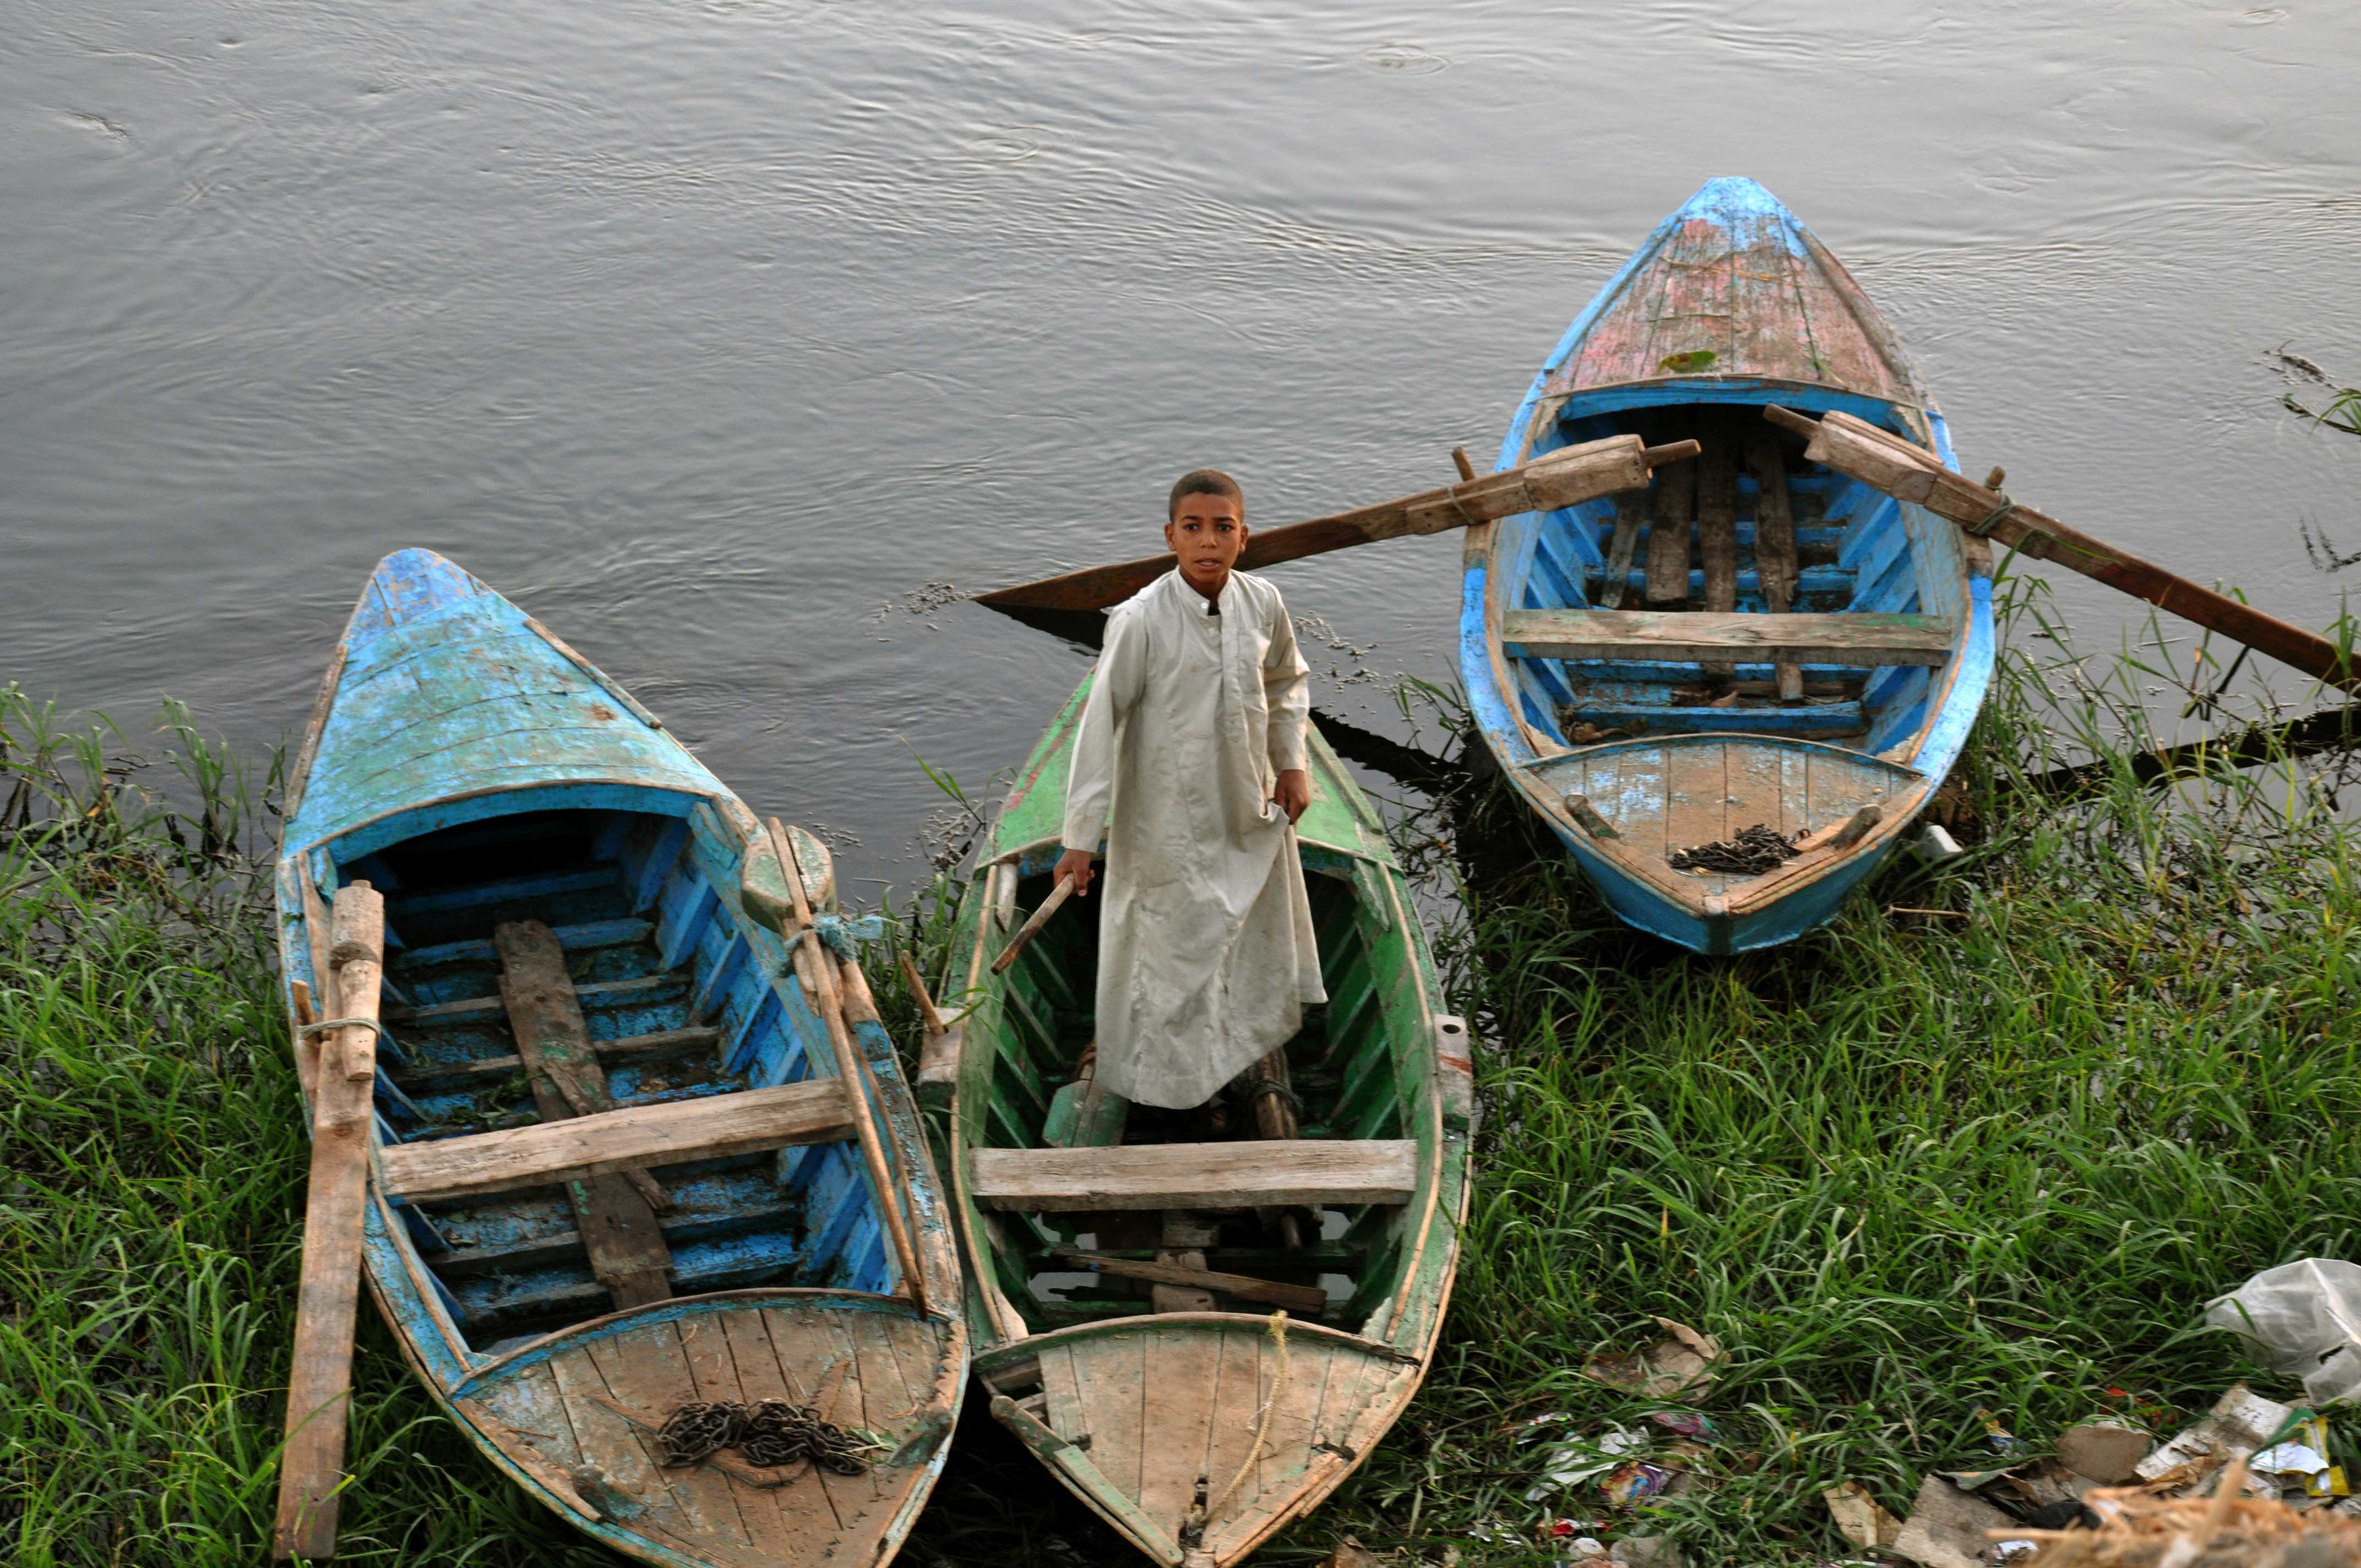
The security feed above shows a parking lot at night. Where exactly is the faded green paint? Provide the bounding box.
[928,676,1472,1562]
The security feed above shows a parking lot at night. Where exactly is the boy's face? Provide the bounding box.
[1165,492,1248,592]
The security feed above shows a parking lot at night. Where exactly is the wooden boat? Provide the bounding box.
[274,548,965,1566]
[1461,176,1995,953]
[924,678,1473,1567]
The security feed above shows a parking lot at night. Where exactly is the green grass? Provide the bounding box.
[8,573,2361,1565]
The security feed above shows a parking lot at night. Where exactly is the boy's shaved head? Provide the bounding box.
[1167,468,1244,522]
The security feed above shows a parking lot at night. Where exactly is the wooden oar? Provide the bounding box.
[975,432,1700,619]
[1764,405,2360,694]
[273,880,385,1561]
[764,818,926,1308]
[990,877,1074,976]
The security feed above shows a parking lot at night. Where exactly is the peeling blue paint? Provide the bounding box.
[1460,181,1994,952]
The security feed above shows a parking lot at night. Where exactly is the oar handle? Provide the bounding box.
[991,876,1074,976]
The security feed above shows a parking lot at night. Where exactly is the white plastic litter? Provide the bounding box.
[1913,823,1963,863]
[1524,1425,1646,1500]
[2205,1257,2361,1405]
[2253,1441,2331,1480]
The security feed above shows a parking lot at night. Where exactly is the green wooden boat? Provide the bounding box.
[922,676,1473,1567]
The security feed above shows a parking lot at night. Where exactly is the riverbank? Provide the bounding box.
[6,587,2359,1566]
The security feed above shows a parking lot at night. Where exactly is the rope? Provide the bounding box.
[1669,823,1798,875]
[1445,481,1481,531]
[1200,1311,1290,1531]
[300,1016,391,1042]
[1961,488,2016,537]
[656,1398,877,1474]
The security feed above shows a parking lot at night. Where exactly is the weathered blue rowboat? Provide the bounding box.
[1461,176,1994,954]
[275,549,965,1566]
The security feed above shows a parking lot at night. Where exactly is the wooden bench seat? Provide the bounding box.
[377,1078,856,1202]
[1503,608,1952,667]
[969,1139,1417,1212]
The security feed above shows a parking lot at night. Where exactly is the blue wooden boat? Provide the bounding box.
[1460,177,1995,953]
[275,549,965,1566]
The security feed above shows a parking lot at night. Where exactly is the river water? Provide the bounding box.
[7,0,2359,894]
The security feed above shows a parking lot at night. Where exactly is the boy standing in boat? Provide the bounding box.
[1053,470,1326,1111]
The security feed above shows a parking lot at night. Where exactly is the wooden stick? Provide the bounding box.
[765,818,925,1309]
[898,952,963,1112]
[1049,1248,1329,1314]
[273,880,384,1561]
[1240,1046,1304,1251]
[1764,405,2361,694]
[327,893,385,1083]
[975,433,1700,617]
[990,878,1074,976]
[896,950,948,1036]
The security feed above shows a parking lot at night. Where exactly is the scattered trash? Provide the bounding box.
[2206,1257,2361,1406]
[1609,1537,1683,1567]
[1913,823,1964,863]
[2134,1382,2292,1495]
[2255,1412,2350,1498]
[1649,1411,1717,1441]
[1581,1319,1723,1399]
[1939,1456,2092,1520]
[1972,1407,2025,1455]
[1823,1480,1904,1548]
[1524,1424,1646,1500]
[1892,1475,2021,1568]
[2006,1456,2361,1565]
[1600,1461,1675,1510]
[2054,1424,2150,1485]
[1668,824,1797,875]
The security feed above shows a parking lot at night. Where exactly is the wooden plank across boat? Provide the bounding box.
[274,548,965,1566]
[927,678,1473,1567]
[1461,176,1996,953]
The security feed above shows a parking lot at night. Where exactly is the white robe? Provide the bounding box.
[1060,569,1326,1109]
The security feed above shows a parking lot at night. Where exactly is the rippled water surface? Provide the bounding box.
[7,0,2359,887]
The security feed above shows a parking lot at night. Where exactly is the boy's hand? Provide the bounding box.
[1054,848,1097,897]
[1273,769,1311,824]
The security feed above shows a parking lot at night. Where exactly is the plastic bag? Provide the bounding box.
[2205,1258,2361,1405]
